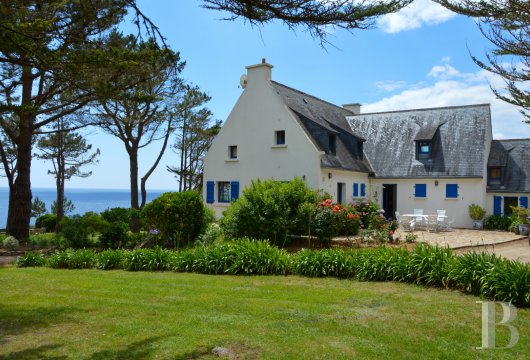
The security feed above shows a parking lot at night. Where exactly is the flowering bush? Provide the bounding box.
[353,201,397,242]
[311,199,360,246]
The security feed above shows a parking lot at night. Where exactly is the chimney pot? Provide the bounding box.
[343,103,362,115]
[262,58,266,64]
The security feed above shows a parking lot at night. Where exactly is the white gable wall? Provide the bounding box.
[203,62,321,217]
[318,169,370,203]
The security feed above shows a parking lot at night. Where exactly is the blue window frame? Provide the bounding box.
[360,183,366,197]
[414,184,427,198]
[206,181,215,204]
[493,196,502,215]
[521,196,528,209]
[445,184,458,198]
[353,183,359,197]
[218,182,231,203]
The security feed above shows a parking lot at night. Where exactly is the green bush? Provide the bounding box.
[16,251,46,267]
[123,247,172,271]
[96,249,126,270]
[405,244,454,287]
[449,252,502,296]
[221,178,319,246]
[481,259,530,307]
[468,204,486,221]
[61,212,109,249]
[2,236,19,250]
[173,239,290,275]
[292,249,355,278]
[355,247,410,281]
[99,221,129,249]
[35,214,57,232]
[47,249,96,269]
[142,191,206,247]
[484,215,512,231]
[100,207,132,224]
[29,233,58,248]
[197,223,224,245]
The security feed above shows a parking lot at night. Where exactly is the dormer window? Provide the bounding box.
[488,167,503,186]
[416,141,430,159]
[329,134,336,155]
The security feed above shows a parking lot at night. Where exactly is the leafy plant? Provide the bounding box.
[2,236,19,250]
[292,249,354,278]
[96,249,126,270]
[484,215,512,231]
[99,221,130,249]
[197,223,224,245]
[35,214,58,232]
[405,233,417,243]
[60,212,109,248]
[123,247,172,271]
[468,204,486,221]
[47,249,96,269]
[220,178,319,246]
[16,251,46,267]
[142,191,206,247]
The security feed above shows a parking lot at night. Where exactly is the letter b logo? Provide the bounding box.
[477,301,519,350]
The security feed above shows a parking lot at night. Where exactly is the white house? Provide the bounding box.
[203,60,530,228]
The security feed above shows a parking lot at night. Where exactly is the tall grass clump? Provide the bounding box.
[16,251,46,267]
[481,259,530,307]
[123,247,172,271]
[96,249,126,270]
[292,249,355,278]
[448,252,501,296]
[405,243,454,287]
[47,249,96,269]
[355,247,410,281]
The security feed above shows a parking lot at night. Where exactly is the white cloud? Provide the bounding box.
[375,80,407,91]
[364,61,530,139]
[377,0,456,33]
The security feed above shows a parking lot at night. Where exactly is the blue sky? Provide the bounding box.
[28,0,530,190]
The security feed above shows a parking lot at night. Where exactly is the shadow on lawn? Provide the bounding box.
[0,343,67,360]
[0,304,82,345]
[86,336,166,360]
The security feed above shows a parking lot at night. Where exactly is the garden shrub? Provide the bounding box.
[100,207,132,224]
[142,191,206,247]
[220,178,319,246]
[123,247,172,271]
[61,212,109,249]
[481,259,530,307]
[405,243,454,287]
[99,221,130,249]
[483,215,512,231]
[197,223,224,245]
[29,233,58,248]
[16,251,46,267]
[96,249,126,270]
[355,247,410,281]
[2,236,19,250]
[35,214,57,232]
[47,249,96,269]
[292,249,355,278]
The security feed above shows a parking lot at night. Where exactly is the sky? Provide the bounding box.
[28,0,530,190]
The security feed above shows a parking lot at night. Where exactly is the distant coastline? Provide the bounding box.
[0,187,170,228]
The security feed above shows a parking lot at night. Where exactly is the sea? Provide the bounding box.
[0,187,168,228]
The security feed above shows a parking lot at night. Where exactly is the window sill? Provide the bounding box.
[414,197,427,199]
[445,197,459,200]
[271,144,287,149]
[215,202,231,206]
[225,158,239,162]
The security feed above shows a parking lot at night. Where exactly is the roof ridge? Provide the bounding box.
[494,138,530,142]
[271,81,352,114]
[350,103,491,116]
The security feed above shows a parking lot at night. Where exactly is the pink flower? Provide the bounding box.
[348,213,354,219]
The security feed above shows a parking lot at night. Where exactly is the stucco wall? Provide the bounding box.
[203,63,321,217]
[369,178,487,228]
[318,169,369,204]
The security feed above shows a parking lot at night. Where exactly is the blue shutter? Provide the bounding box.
[446,184,458,198]
[206,181,215,204]
[360,183,366,197]
[520,196,528,209]
[230,181,239,201]
[353,183,359,197]
[493,196,502,215]
[415,184,427,198]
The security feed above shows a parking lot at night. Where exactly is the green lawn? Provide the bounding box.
[0,268,528,359]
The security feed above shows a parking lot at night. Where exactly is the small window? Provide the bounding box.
[275,130,285,145]
[218,182,231,203]
[488,167,502,185]
[229,145,237,159]
[329,134,336,155]
[416,141,430,159]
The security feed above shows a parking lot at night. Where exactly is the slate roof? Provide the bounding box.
[271,81,371,173]
[346,105,491,178]
[487,139,530,193]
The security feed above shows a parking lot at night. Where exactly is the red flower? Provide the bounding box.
[342,208,347,212]
[333,205,340,213]
[355,214,360,219]
[348,213,354,219]
[326,199,332,204]
[390,231,394,235]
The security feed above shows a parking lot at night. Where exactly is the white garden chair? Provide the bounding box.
[395,211,415,232]
[414,208,425,228]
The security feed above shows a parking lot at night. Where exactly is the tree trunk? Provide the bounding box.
[6,185,15,233]
[129,149,140,232]
[8,119,32,239]
[55,121,65,233]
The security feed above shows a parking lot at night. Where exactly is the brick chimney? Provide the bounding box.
[343,103,362,115]
[245,58,273,88]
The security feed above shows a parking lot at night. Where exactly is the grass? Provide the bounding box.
[1,268,529,359]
